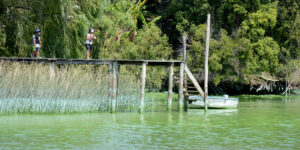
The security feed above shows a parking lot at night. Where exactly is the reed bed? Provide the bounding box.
[0,63,171,114]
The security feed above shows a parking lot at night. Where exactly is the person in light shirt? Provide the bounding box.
[85,28,97,59]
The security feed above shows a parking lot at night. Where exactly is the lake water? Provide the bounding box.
[0,96,300,149]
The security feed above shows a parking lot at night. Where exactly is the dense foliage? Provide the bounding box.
[0,0,299,93]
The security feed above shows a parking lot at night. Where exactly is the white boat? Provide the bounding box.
[187,95,239,109]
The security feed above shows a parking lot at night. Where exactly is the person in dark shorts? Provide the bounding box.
[31,29,42,58]
[85,28,96,59]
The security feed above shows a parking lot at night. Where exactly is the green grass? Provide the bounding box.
[237,94,300,101]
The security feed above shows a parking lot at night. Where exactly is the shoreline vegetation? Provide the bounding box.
[1,93,299,115]
[0,0,299,95]
[0,62,299,115]
[0,63,176,114]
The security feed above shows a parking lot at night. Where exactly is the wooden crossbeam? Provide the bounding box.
[0,57,182,66]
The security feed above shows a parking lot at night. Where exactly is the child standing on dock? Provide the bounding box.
[85,28,97,59]
[31,29,42,58]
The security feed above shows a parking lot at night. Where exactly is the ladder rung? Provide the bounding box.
[187,86,197,88]
[187,90,199,93]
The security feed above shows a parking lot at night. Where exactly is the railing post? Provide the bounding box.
[140,62,147,113]
[167,62,174,112]
[111,61,118,113]
[178,62,184,112]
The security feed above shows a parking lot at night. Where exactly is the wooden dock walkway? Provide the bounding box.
[0,57,186,112]
[0,32,211,112]
[0,57,205,112]
[0,57,182,66]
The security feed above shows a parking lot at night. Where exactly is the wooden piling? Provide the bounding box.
[0,57,184,113]
[204,14,211,111]
[167,62,174,112]
[108,63,113,111]
[178,36,187,112]
[111,61,119,113]
[140,62,147,113]
[178,62,184,112]
[183,36,187,63]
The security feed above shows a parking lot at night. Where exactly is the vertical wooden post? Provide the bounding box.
[167,63,174,112]
[183,35,187,63]
[140,62,147,113]
[111,61,118,113]
[178,63,184,112]
[178,35,187,112]
[182,35,187,111]
[108,63,113,111]
[204,14,211,111]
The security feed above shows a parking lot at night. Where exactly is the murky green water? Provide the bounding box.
[1,96,300,149]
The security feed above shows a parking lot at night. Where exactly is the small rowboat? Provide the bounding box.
[187,95,239,109]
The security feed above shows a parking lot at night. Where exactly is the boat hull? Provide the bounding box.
[188,96,238,109]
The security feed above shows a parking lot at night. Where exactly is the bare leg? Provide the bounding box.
[36,51,40,58]
[86,50,89,59]
[87,50,90,59]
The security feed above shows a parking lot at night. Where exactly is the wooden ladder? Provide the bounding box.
[175,65,205,98]
[184,79,200,97]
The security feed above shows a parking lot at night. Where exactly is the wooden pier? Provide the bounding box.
[1,57,197,112]
[0,57,182,66]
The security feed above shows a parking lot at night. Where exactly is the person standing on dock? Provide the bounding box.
[31,29,42,58]
[85,28,97,59]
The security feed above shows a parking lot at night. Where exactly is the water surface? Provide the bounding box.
[0,96,300,149]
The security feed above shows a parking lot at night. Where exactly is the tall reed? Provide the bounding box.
[0,63,170,114]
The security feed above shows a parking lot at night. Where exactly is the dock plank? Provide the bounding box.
[0,57,182,66]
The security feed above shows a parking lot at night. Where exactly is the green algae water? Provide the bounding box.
[1,95,300,149]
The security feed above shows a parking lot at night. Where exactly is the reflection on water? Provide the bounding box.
[187,109,238,116]
[0,99,300,149]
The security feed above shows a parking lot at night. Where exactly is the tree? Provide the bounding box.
[241,2,278,42]
[275,0,300,59]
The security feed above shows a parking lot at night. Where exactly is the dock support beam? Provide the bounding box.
[167,63,174,112]
[183,36,187,64]
[140,62,147,113]
[108,63,113,111]
[178,62,184,112]
[110,61,118,113]
[204,14,211,111]
[178,36,187,112]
